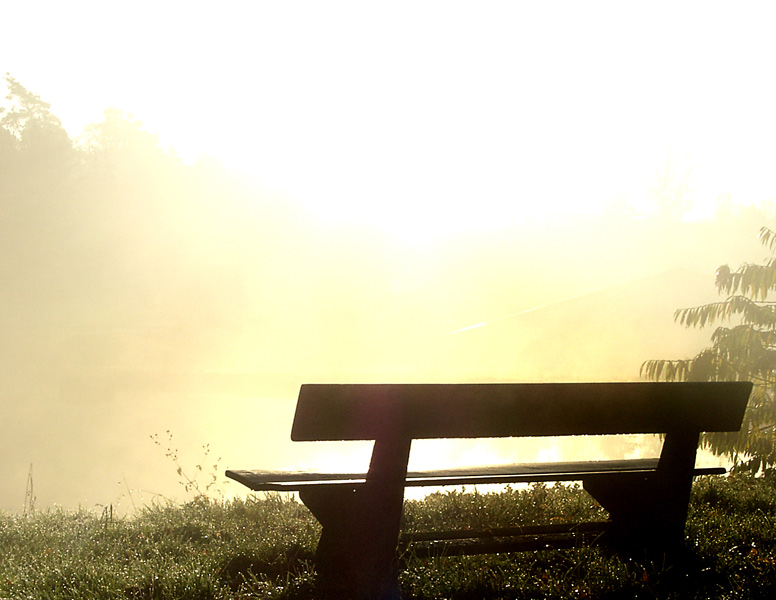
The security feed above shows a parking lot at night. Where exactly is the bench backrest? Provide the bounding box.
[290,382,752,442]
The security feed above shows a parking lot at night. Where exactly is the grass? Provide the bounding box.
[1,476,775,599]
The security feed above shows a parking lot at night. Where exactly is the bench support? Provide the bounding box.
[299,438,411,600]
[583,431,700,552]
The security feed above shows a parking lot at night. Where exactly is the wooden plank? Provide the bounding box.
[404,522,613,557]
[291,382,752,441]
[401,521,612,557]
[225,459,726,491]
[401,521,608,543]
[407,458,661,478]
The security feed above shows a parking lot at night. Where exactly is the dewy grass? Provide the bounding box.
[1,478,775,599]
[402,482,608,533]
[0,495,319,600]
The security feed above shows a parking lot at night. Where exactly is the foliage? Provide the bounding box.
[0,73,272,392]
[1,479,775,599]
[0,73,70,147]
[642,227,776,474]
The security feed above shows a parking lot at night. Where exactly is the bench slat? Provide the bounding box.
[291,382,752,441]
[402,521,613,558]
[225,458,726,491]
[403,521,613,557]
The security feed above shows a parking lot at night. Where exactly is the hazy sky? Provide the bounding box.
[3,1,776,240]
[5,1,776,510]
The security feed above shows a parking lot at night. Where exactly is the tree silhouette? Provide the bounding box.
[642,227,776,474]
[0,74,73,167]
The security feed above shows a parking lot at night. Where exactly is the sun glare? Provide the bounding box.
[250,135,654,244]
[10,2,771,241]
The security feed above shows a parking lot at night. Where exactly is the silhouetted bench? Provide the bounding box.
[226,381,751,600]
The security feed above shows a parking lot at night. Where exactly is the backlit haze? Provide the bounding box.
[2,1,776,511]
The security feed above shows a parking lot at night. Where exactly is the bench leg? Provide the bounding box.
[584,431,700,553]
[300,483,405,599]
[299,439,411,600]
[583,472,672,549]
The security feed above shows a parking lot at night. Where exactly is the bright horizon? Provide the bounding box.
[4,2,776,240]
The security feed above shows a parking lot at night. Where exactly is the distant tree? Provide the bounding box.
[0,74,78,234]
[83,107,165,159]
[649,158,692,221]
[0,73,72,160]
[0,74,78,249]
[642,227,776,475]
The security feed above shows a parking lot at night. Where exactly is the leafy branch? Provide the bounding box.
[642,226,776,475]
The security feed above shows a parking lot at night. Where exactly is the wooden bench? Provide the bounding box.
[226,381,751,600]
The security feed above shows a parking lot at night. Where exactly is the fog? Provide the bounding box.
[3,2,776,512]
[1,147,770,511]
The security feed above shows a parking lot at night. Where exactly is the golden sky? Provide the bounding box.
[3,1,776,510]
[3,1,776,240]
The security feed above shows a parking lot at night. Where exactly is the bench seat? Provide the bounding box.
[226,458,725,491]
